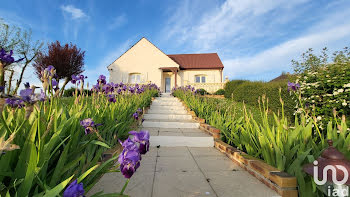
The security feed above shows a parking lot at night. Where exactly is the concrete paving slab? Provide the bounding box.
[147,109,188,114]
[150,136,214,147]
[158,131,184,136]
[189,147,223,157]
[137,156,157,172]
[158,128,182,132]
[181,128,205,133]
[158,147,192,157]
[156,156,200,172]
[153,171,216,197]
[87,172,154,197]
[143,147,158,157]
[144,114,192,120]
[204,171,280,197]
[143,121,199,128]
[194,156,242,173]
[183,132,211,137]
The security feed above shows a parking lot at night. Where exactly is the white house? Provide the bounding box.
[107,37,226,93]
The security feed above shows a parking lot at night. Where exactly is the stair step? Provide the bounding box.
[150,105,185,110]
[144,114,192,120]
[142,121,199,128]
[150,136,214,147]
[147,109,188,114]
[151,102,183,106]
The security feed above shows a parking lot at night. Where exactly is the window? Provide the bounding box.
[129,73,141,84]
[195,75,206,83]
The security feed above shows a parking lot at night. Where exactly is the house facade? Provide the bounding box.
[108,37,226,93]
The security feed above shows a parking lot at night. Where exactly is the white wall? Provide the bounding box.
[108,38,179,89]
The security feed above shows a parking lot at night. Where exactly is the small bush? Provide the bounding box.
[296,63,350,127]
[224,80,247,98]
[195,88,208,95]
[214,89,225,95]
[63,87,92,97]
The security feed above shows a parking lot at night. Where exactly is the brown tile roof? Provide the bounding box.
[167,53,224,69]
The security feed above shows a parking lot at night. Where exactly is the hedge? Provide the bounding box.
[224,80,247,98]
[224,80,295,118]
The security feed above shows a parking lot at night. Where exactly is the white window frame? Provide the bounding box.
[195,75,206,83]
[129,73,141,84]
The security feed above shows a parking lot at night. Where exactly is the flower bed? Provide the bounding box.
[173,85,350,197]
[0,55,159,196]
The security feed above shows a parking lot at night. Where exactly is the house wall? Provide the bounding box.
[179,69,223,85]
[108,38,179,89]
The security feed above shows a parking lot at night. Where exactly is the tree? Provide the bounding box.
[33,41,85,96]
[0,20,43,95]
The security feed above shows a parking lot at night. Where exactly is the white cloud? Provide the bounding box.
[160,0,350,80]
[108,14,127,30]
[60,5,87,20]
[223,23,350,80]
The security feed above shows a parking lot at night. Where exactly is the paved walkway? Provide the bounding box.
[88,93,280,197]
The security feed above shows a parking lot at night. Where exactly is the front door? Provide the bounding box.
[165,77,171,93]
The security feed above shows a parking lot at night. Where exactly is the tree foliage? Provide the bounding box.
[0,20,43,95]
[33,41,85,95]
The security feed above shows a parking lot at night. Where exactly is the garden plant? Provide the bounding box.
[173,83,349,197]
[0,48,159,196]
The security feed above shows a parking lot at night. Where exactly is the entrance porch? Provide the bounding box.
[159,67,178,93]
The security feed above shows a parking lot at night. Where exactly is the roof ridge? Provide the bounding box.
[167,52,218,56]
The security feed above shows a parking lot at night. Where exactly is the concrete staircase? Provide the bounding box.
[142,93,214,147]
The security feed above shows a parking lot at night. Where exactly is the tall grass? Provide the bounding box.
[0,88,158,196]
[173,89,349,197]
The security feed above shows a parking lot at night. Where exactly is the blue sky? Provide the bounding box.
[1,0,350,88]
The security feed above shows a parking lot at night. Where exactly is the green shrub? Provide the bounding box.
[214,89,225,95]
[226,80,295,118]
[296,63,350,127]
[195,88,208,95]
[224,80,247,98]
[63,87,92,97]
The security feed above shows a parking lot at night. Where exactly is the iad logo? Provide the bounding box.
[313,160,349,185]
[313,160,349,196]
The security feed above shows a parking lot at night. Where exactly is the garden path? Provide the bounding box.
[88,93,280,197]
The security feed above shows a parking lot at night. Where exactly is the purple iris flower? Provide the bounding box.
[122,85,127,91]
[5,98,24,108]
[0,48,24,64]
[117,88,122,94]
[119,149,141,178]
[132,112,139,120]
[107,94,116,103]
[129,87,135,94]
[24,82,30,89]
[102,83,114,93]
[287,82,300,92]
[63,179,84,197]
[92,84,100,92]
[39,89,47,101]
[136,108,142,114]
[118,138,141,178]
[80,118,95,135]
[71,75,79,84]
[97,75,106,85]
[119,82,124,87]
[129,130,150,154]
[120,138,139,151]
[20,88,33,103]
